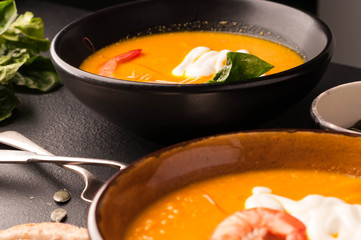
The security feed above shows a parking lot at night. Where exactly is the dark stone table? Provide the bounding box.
[1,0,361,230]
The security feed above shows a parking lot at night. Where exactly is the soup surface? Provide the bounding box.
[123,169,361,240]
[80,31,304,84]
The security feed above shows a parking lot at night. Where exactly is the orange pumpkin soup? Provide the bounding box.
[80,31,304,84]
[123,169,361,240]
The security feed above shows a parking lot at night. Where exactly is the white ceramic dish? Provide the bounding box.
[311,81,361,135]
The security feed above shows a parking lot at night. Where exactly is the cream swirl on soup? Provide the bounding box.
[246,186,361,240]
[172,46,249,79]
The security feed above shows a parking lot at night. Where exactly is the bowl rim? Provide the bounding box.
[86,128,361,239]
[50,0,334,92]
[311,81,361,136]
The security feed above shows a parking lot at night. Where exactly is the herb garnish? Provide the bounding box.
[0,0,61,121]
[209,51,274,83]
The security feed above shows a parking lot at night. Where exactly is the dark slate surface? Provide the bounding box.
[0,0,162,229]
[0,0,361,231]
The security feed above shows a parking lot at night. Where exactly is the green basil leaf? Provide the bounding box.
[13,55,61,92]
[0,48,30,84]
[0,83,19,121]
[0,0,16,35]
[209,52,274,83]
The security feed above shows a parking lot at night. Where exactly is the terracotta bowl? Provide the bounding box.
[87,130,361,239]
[50,0,333,141]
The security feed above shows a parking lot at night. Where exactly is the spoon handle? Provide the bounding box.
[0,131,126,202]
[0,131,52,155]
[0,150,127,169]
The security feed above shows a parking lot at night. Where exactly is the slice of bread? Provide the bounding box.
[0,222,89,240]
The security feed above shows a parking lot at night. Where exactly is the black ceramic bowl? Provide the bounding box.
[50,0,333,141]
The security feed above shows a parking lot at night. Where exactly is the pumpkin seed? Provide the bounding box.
[53,189,71,203]
[51,208,67,222]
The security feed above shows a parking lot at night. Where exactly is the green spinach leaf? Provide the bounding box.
[1,11,50,53]
[209,52,274,83]
[0,0,16,35]
[0,83,19,121]
[13,55,61,91]
[0,48,30,84]
[0,0,61,122]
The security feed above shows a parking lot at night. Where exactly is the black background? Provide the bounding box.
[43,0,318,14]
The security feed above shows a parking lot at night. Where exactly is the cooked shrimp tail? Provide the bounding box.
[210,207,307,240]
[99,49,142,77]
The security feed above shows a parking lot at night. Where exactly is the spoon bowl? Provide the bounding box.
[311,81,361,136]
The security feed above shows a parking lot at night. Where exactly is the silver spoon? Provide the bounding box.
[0,131,128,202]
[0,150,126,168]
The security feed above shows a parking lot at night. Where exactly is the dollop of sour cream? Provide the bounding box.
[172,46,249,79]
[245,187,361,240]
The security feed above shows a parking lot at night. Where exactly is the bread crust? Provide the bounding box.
[0,222,89,240]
